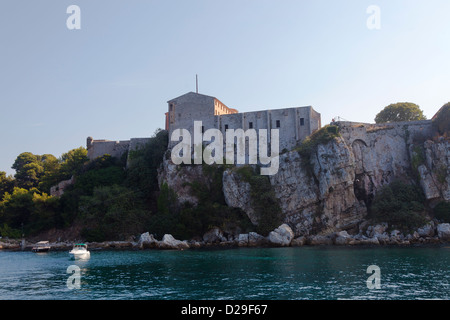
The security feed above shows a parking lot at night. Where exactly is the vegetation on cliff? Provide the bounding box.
[375,102,427,124]
[0,130,168,241]
[149,164,253,241]
[367,180,427,233]
[295,125,340,179]
[0,129,254,242]
[235,165,283,236]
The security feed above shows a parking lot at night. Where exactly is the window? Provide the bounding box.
[224,124,229,130]
[300,118,305,126]
[202,126,205,133]
[276,120,280,128]
[249,122,253,129]
[169,103,174,111]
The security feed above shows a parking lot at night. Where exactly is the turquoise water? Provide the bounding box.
[0,246,449,300]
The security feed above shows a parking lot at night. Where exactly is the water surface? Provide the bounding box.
[0,246,448,300]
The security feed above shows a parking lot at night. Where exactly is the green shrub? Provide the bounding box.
[74,166,125,196]
[157,182,178,216]
[0,223,22,239]
[78,185,150,241]
[295,125,340,179]
[148,164,254,240]
[236,165,283,236]
[125,129,168,197]
[434,201,450,223]
[411,145,425,178]
[369,181,427,233]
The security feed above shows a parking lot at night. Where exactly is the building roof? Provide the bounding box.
[167,92,239,113]
[167,91,217,103]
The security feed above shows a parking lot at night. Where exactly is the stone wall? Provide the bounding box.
[87,137,130,161]
[167,92,321,156]
[50,176,75,197]
[87,136,152,166]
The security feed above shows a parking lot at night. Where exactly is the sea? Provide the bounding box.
[0,246,449,301]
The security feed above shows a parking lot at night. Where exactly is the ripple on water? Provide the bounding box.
[0,247,449,299]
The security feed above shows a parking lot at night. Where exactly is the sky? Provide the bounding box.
[1,0,449,176]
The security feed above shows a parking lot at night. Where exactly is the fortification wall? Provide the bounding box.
[336,120,433,146]
[86,137,130,161]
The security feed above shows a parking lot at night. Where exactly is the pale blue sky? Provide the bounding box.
[1,0,449,175]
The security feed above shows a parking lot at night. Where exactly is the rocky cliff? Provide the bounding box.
[158,120,449,238]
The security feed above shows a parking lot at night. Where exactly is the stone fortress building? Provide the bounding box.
[86,91,322,162]
[166,92,322,152]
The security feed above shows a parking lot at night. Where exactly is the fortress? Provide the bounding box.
[166,92,321,152]
[86,92,322,161]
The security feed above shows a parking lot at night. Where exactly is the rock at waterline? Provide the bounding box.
[203,228,226,244]
[268,224,294,246]
[158,234,190,250]
[137,232,158,249]
[437,223,450,241]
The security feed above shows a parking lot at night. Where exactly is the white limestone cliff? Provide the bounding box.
[157,120,449,239]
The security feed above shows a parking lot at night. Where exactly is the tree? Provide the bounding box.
[12,152,44,189]
[126,129,168,199]
[369,180,427,233]
[79,185,149,241]
[375,102,427,124]
[0,171,15,199]
[38,154,62,193]
[0,187,60,235]
[59,147,88,179]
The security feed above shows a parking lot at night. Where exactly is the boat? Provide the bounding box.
[69,243,90,260]
[32,241,51,253]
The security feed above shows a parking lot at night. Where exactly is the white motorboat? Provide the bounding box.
[69,243,90,260]
[32,241,51,253]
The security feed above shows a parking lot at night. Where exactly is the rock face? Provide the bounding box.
[203,228,227,243]
[419,139,450,201]
[137,232,158,249]
[248,232,267,246]
[136,233,189,250]
[157,155,207,206]
[157,120,449,240]
[309,235,334,245]
[237,234,249,247]
[269,135,367,237]
[268,224,294,246]
[222,170,256,224]
[335,231,352,245]
[437,223,450,241]
[159,234,190,250]
[417,223,435,237]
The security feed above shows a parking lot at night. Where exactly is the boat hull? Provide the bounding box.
[69,251,90,260]
[32,248,50,253]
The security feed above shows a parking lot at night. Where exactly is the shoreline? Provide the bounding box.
[2,222,449,252]
[1,236,448,252]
